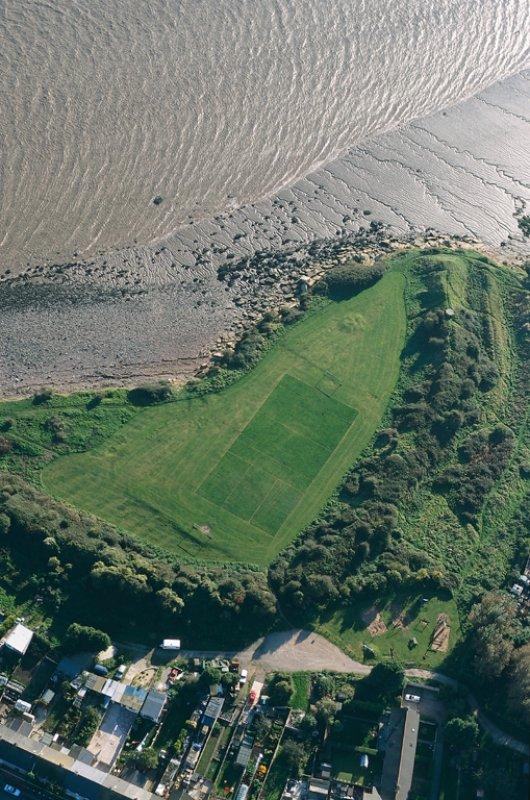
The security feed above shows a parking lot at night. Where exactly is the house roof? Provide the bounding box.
[3,623,34,655]
[140,690,167,723]
[396,707,420,800]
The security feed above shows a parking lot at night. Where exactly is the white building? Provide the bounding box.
[3,624,34,656]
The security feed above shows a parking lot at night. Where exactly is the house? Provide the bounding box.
[380,706,419,800]
[0,723,156,800]
[3,624,34,656]
[140,690,167,724]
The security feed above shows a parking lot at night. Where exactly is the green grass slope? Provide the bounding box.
[41,270,406,565]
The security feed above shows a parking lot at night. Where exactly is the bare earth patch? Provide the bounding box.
[362,606,388,636]
[430,614,451,652]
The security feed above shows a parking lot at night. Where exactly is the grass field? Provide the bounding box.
[41,270,406,565]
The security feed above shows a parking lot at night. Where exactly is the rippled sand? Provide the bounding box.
[1,71,529,397]
[1,0,529,269]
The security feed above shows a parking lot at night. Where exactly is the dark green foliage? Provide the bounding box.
[64,623,111,654]
[200,666,222,687]
[127,747,158,771]
[267,673,294,706]
[281,740,307,776]
[312,673,335,700]
[33,387,53,405]
[127,381,173,405]
[315,262,386,300]
[360,660,404,700]
[434,426,515,523]
[517,215,530,237]
[269,253,525,616]
[469,592,518,679]
[73,706,101,746]
[444,716,479,751]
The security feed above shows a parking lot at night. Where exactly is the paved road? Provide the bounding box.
[0,764,55,800]
[182,628,529,756]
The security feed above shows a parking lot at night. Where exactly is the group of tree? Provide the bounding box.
[0,473,277,647]
[270,256,509,613]
[468,591,530,727]
[64,623,111,654]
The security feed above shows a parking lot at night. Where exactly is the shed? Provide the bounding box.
[202,696,224,727]
[235,736,253,768]
[40,689,55,706]
[3,624,34,656]
[140,690,167,723]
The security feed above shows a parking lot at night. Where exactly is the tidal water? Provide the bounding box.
[1,0,529,271]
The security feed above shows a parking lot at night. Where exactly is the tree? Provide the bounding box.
[127,381,172,405]
[314,698,339,733]
[445,716,479,752]
[33,387,53,405]
[298,713,317,740]
[64,623,111,654]
[268,674,294,706]
[469,592,517,679]
[221,671,239,692]
[200,665,222,687]
[313,673,335,700]
[363,660,404,699]
[508,643,530,725]
[128,748,158,772]
[282,740,306,777]
[73,707,101,746]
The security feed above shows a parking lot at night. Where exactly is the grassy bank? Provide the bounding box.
[39,270,406,565]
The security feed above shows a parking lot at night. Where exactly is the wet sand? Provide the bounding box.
[1,71,529,398]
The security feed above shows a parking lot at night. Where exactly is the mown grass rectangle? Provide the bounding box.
[198,375,355,532]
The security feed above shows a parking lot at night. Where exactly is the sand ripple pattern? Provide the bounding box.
[1,0,529,268]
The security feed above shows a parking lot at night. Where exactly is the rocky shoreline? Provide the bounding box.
[1,70,529,399]
[0,225,507,400]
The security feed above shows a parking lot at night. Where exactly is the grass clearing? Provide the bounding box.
[289,673,311,710]
[41,270,406,565]
[317,590,461,670]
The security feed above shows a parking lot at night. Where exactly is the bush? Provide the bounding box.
[33,387,53,405]
[127,381,172,405]
[315,262,386,300]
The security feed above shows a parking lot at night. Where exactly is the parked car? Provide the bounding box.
[405,693,421,703]
[4,785,21,797]
[93,664,109,677]
[114,664,127,680]
[239,668,248,685]
[168,667,183,684]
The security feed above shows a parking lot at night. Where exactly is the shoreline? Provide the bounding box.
[1,70,529,399]
[0,231,518,402]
